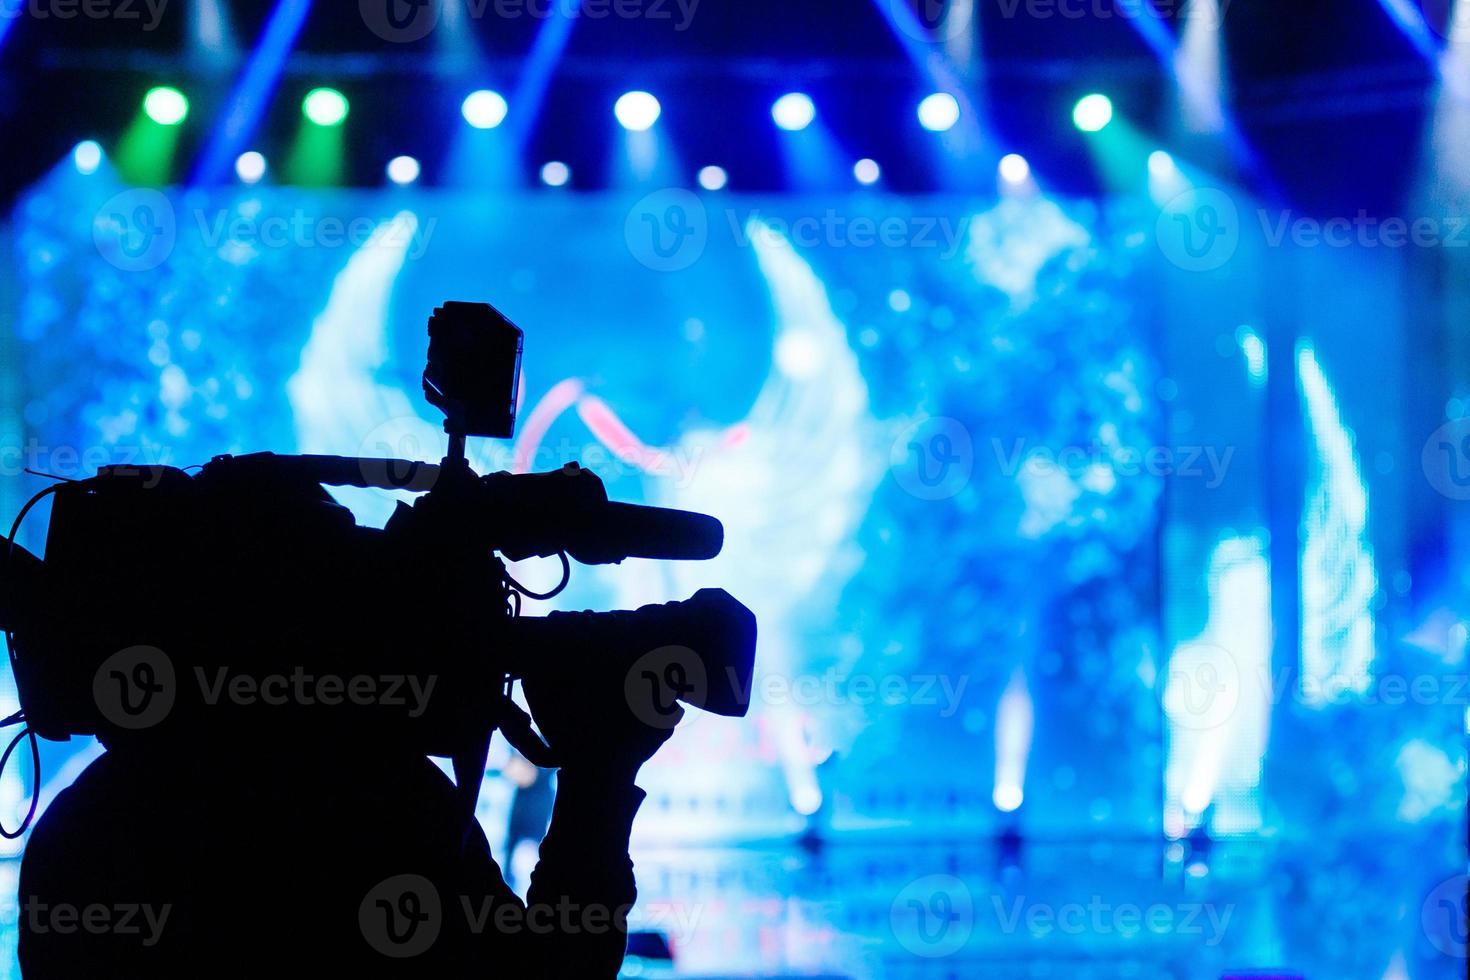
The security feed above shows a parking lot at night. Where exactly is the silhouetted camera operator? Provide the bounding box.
[2,303,756,977]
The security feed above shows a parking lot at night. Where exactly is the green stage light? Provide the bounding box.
[144,87,190,126]
[1072,93,1114,133]
[303,87,349,127]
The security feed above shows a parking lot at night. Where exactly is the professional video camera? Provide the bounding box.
[0,301,757,836]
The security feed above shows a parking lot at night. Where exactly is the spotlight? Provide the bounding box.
[853,158,881,185]
[72,140,103,175]
[303,87,349,127]
[697,165,728,191]
[386,155,421,186]
[235,150,267,184]
[998,153,1030,185]
[771,93,815,131]
[917,92,960,132]
[462,89,508,130]
[540,161,570,187]
[614,91,661,131]
[1148,150,1176,178]
[1072,93,1114,132]
[144,86,190,126]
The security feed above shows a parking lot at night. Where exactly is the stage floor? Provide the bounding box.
[621,834,1466,979]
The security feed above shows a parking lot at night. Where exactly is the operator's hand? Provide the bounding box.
[521,658,682,783]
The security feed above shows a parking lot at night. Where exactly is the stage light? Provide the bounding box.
[993,783,1023,813]
[917,92,960,132]
[540,161,570,186]
[998,153,1030,184]
[1184,826,1212,878]
[462,89,508,129]
[1072,93,1113,132]
[1148,150,1176,179]
[771,92,815,131]
[189,0,312,185]
[1237,325,1267,385]
[72,140,103,175]
[614,91,661,131]
[303,87,349,126]
[144,86,190,126]
[853,158,881,185]
[386,155,421,186]
[235,150,267,184]
[697,165,728,190]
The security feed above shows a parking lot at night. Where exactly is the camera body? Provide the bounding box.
[4,302,756,778]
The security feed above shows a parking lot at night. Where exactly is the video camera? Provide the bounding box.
[0,301,756,834]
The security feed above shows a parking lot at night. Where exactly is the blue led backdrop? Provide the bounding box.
[0,159,1463,978]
